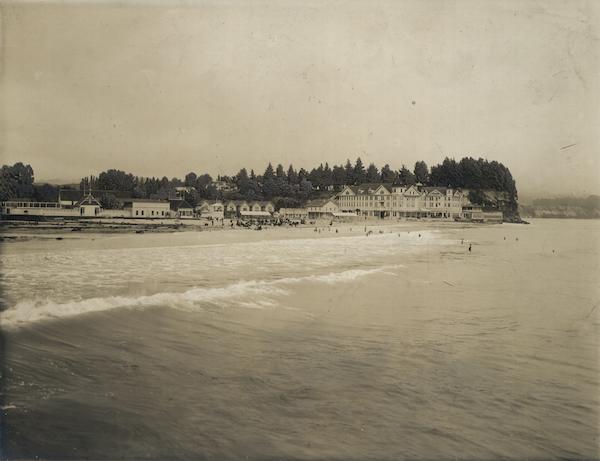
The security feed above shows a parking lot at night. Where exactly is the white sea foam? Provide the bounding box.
[0,265,404,328]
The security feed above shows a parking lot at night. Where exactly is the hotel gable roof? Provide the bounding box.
[339,183,463,197]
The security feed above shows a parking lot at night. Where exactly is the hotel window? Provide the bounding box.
[136,210,139,216]
[141,210,144,216]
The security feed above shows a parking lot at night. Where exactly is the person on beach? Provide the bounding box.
[469,244,472,252]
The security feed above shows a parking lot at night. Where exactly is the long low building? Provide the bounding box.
[122,199,171,218]
[1,194,102,218]
[198,200,275,219]
[2,195,192,219]
[278,208,309,220]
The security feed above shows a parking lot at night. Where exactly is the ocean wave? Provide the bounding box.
[0,265,403,328]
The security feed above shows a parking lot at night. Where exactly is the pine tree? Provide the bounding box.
[414,161,429,184]
[366,163,379,182]
[354,157,366,184]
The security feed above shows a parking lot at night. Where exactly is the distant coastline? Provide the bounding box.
[520,195,600,220]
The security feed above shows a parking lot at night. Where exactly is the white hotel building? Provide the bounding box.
[337,183,464,219]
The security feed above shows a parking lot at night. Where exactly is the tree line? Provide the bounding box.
[0,163,59,203]
[1,156,518,210]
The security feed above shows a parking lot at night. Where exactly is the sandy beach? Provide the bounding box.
[0,218,491,255]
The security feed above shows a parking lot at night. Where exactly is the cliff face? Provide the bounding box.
[465,189,522,223]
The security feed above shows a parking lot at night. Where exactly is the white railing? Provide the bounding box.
[2,201,60,208]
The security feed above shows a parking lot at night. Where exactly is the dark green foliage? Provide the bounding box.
[332,164,346,186]
[99,193,120,209]
[184,172,197,187]
[275,164,285,179]
[429,157,516,194]
[413,161,429,184]
[97,169,136,192]
[0,162,35,201]
[33,183,59,202]
[344,160,354,184]
[353,158,366,185]
[287,165,298,184]
[380,164,397,183]
[272,197,303,211]
[429,156,519,215]
[398,165,416,185]
[366,163,379,182]
[4,154,518,212]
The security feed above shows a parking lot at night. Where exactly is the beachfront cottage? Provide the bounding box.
[237,201,250,213]
[225,200,238,219]
[76,194,102,217]
[306,197,339,218]
[222,200,274,218]
[196,200,225,219]
[169,199,194,218]
[123,199,171,218]
[251,201,275,213]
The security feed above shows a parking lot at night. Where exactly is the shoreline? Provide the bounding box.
[0,218,500,256]
[0,216,502,237]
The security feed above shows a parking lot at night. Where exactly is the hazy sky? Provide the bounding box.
[1,0,598,197]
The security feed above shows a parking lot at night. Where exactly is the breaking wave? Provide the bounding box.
[0,265,404,328]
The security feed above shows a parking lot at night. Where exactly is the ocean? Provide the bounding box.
[1,219,598,460]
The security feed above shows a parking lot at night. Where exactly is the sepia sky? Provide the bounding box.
[1,0,598,197]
